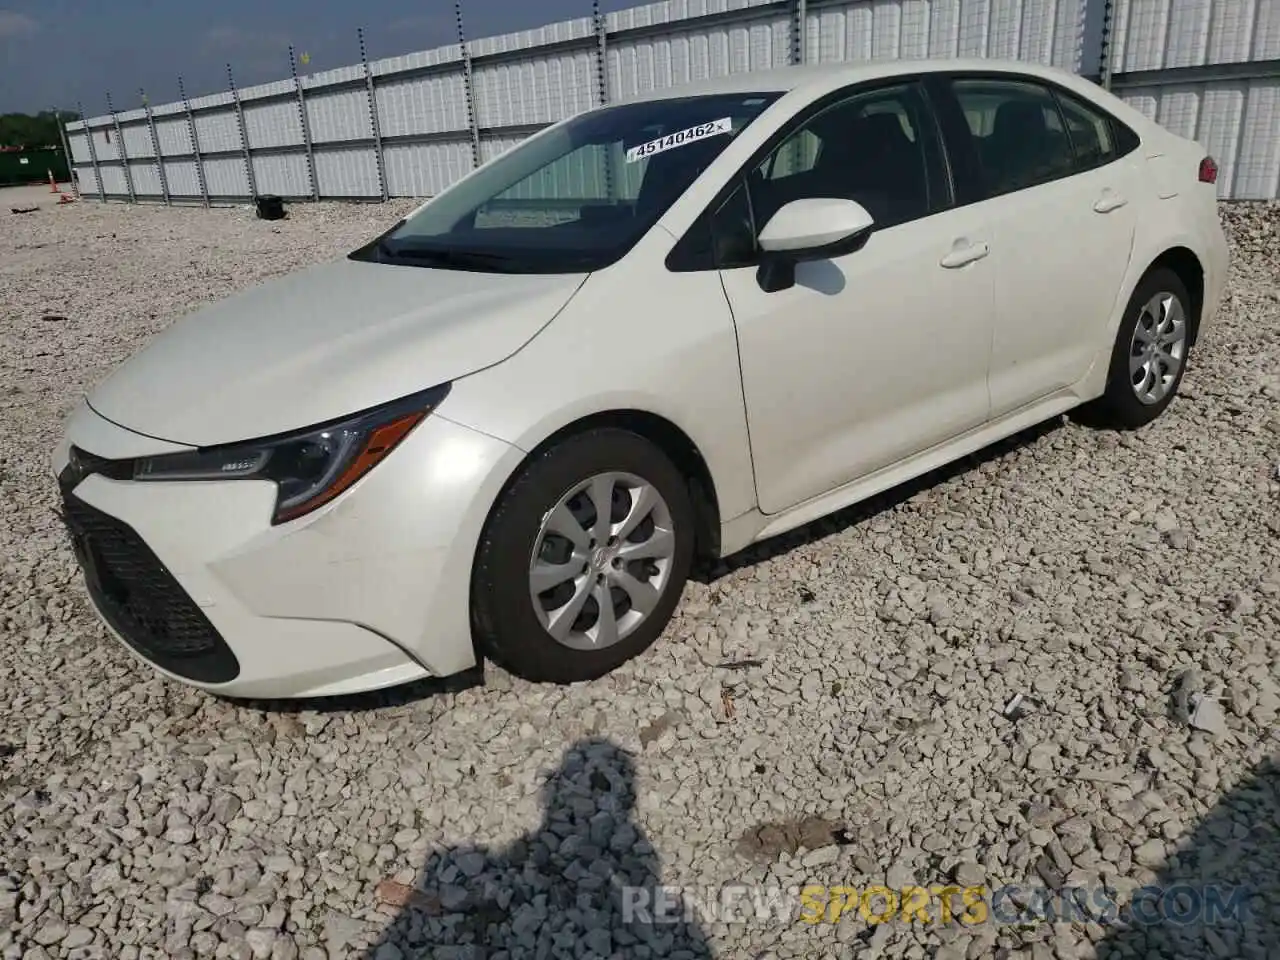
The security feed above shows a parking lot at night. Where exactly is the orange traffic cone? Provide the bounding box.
[48,170,59,193]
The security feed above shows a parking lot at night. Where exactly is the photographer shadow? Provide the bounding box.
[1098,756,1279,959]
[366,736,711,959]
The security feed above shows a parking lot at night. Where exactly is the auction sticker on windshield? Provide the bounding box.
[625,117,733,163]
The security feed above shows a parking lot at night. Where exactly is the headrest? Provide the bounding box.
[993,100,1049,141]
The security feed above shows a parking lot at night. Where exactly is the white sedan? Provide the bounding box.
[55,58,1229,698]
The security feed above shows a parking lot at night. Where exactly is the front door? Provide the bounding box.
[720,81,995,515]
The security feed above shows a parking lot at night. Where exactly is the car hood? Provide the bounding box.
[86,258,587,447]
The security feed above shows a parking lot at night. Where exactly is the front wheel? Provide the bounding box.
[471,428,695,683]
[1086,267,1193,429]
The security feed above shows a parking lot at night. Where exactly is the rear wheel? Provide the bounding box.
[1086,267,1192,429]
[471,428,694,683]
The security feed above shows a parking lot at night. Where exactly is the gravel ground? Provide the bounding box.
[1,196,1277,960]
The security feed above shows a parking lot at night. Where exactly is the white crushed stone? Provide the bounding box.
[1,196,1278,959]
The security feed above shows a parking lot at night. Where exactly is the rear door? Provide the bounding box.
[931,75,1141,418]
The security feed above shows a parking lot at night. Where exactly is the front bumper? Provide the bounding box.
[54,402,525,698]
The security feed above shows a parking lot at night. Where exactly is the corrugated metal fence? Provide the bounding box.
[63,0,1280,202]
[1107,0,1280,199]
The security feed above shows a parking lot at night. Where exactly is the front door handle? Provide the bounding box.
[940,240,990,269]
[1093,192,1128,213]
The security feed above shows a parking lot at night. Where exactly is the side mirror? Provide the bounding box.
[756,198,874,292]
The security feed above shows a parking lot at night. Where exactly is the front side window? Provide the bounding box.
[950,78,1075,196]
[356,93,781,273]
[746,83,945,233]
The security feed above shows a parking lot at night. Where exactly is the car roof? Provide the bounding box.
[616,58,1085,104]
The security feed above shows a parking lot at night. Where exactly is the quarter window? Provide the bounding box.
[1054,90,1116,171]
[747,84,945,233]
[950,79,1075,196]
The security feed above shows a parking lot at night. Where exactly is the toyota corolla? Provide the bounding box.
[54,59,1229,698]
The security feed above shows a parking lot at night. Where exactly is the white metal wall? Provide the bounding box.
[1120,81,1280,198]
[64,0,1279,202]
[1109,0,1280,198]
[802,0,1091,69]
[383,142,475,197]
[163,160,200,196]
[1111,0,1278,68]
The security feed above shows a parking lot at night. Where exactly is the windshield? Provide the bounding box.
[352,92,782,274]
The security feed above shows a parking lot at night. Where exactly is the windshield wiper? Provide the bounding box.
[377,242,517,272]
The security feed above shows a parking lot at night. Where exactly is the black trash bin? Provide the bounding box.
[256,195,285,221]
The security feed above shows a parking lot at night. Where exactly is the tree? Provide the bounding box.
[0,111,78,149]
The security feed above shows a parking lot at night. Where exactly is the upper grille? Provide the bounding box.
[58,466,240,684]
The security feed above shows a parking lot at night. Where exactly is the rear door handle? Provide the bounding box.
[1093,192,1128,213]
[940,241,990,269]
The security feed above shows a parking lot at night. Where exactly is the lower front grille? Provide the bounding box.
[58,483,240,684]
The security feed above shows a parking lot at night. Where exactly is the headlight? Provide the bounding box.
[133,384,450,524]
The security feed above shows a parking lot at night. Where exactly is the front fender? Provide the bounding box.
[438,235,758,531]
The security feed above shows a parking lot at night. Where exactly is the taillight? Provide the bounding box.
[1198,156,1219,184]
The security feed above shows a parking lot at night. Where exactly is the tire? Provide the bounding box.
[1086,267,1193,430]
[471,428,695,683]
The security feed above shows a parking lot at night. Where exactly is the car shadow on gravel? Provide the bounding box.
[364,736,711,959]
[1097,757,1279,959]
[227,667,487,715]
[695,416,1065,583]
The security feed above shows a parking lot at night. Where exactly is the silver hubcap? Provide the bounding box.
[529,472,676,651]
[1130,291,1187,405]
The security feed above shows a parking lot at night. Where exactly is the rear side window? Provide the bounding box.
[950,78,1075,196]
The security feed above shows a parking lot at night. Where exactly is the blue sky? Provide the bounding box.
[0,0,637,114]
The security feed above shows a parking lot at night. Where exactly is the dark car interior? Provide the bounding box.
[973,98,1075,195]
[748,100,932,233]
